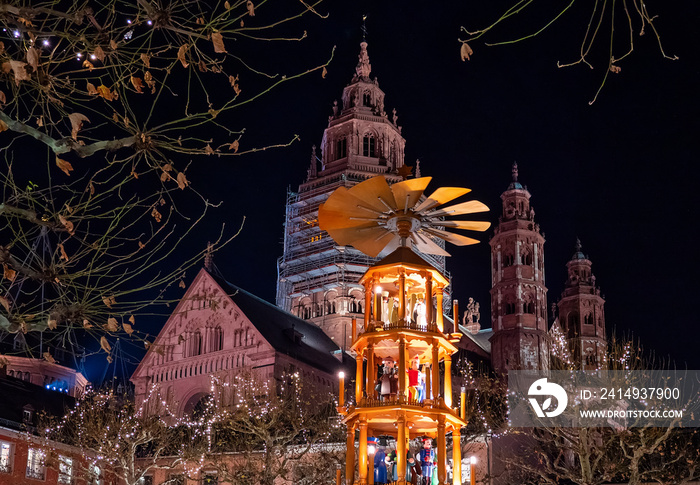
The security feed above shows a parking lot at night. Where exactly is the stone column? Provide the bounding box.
[358,417,368,483]
[452,427,462,485]
[444,354,453,408]
[346,424,356,485]
[437,414,447,484]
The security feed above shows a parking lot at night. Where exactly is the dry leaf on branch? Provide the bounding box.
[123,322,134,335]
[57,243,69,262]
[151,207,162,222]
[47,318,57,330]
[131,76,144,93]
[460,42,474,61]
[138,241,145,249]
[0,120,7,132]
[82,60,94,71]
[212,32,226,53]
[247,1,255,16]
[83,319,93,328]
[100,336,111,353]
[3,264,16,282]
[228,140,240,152]
[26,47,39,71]
[160,170,170,182]
[97,85,117,101]
[178,44,189,68]
[204,144,215,155]
[68,112,90,140]
[43,352,56,364]
[59,214,75,234]
[610,65,622,73]
[7,60,30,85]
[93,46,106,62]
[110,39,118,50]
[179,280,186,289]
[177,172,189,189]
[56,157,74,176]
[0,90,6,104]
[0,295,10,312]
[140,53,151,68]
[224,1,231,8]
[103,295,116,308]
[87,82,98,95]
[106,317,119,332]
[322,66,327,78]
[144,340,151,349]
[144,71,156,92]
[129,315,135,324]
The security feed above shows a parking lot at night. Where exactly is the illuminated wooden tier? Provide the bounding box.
[342,247,466,485]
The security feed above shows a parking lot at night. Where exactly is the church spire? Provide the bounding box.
[355,40,372,80]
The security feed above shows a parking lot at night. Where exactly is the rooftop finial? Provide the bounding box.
[356,39,372,79]
[575,237,582,252]
[415,159,422,178]
[204,241,214,271]
[361,14,368,42]
[512,161,519,182]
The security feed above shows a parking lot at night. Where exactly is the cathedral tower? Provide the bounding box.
[489,163,549,373]
[557,240,606,369]
[276,41,448,350]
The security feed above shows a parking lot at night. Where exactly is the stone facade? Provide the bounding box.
[276,41,448,351]
[557,240,607,369]
[131,268,345,419]
[489,164,550,373]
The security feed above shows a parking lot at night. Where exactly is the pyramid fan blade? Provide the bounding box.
[439,220,492,232]
[347,176,398,213]
[319,189,385,231]
[390,177,432,212]
[427,200,489,217]
[411,232,451,257]
[323,224,384,247]
[377,234,402,258]
[424,227,480,246]
[414,187,471,213]
[350,228,397,258]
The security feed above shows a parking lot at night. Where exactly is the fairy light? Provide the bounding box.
[13,30,20,38]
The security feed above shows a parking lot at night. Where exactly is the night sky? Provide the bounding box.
[123,1,700,374]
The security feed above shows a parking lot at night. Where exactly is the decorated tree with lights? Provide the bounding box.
[0,0,331,361]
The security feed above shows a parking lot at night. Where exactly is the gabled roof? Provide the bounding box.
[208,271,352,372]
[459,325,493,354]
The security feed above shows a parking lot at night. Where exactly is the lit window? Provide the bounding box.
[0,441,13,474]
[90,464,102,485]
[26,448,46,480]
[58,455,73,484]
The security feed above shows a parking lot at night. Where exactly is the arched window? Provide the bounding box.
[521,251,532,266]
[213,326,223,351]
[584,313,594,325]
[192,331,202,356]
[524,301,535,314]
[505,302,516,315]
[362,134,376,157]
[362,91,371,106]
[335,138,347,160]
[504,254,515,267]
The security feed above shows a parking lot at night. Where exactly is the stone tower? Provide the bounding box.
[276,41,448,350]
[557,240,606,369]
[489,163,549,373]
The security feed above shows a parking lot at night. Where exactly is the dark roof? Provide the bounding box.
[0,373,75,431]
[374,246,438,270]
[209,272,354,375]
[459,325,493,354]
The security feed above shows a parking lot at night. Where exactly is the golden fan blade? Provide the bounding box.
[438,220,492,232]
[319,188,385,231]
[414,187,471,213]
[323,223,382,246]
[411,233,451,257]
[377,234,402,257]
[424,227,480,246]
[390,177,432,212]
[347,176,398,213]
[347,227,396,258]
[427,200,489,217]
